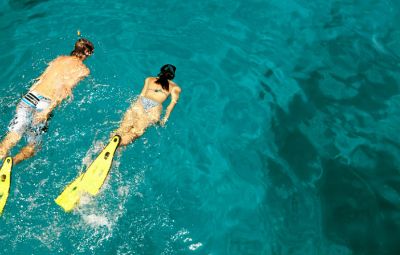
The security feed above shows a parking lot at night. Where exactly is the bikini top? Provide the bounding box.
[148,88,169,96]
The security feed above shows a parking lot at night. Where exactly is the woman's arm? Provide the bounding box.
[160,86,181,126]
[140,78,151,96]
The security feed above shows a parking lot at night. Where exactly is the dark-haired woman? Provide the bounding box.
[115,64,181,146]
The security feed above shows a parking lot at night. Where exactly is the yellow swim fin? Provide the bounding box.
[55,135,121,212]
[54,173,85,212]
[79,135,121,195]
[0,157,13,215]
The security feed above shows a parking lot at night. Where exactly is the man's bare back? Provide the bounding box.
[31,56,89,103]
[0,38,94,164]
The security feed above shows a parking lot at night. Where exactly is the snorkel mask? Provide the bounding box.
[159,64,176,80]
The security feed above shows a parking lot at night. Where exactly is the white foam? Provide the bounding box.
[79,194,92,206]
[171,228,189,241]
[82,214,111,228]
[183,237,192,243]
[118,185,130,197]
[189,242,203,251]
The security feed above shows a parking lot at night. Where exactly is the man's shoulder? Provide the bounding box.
[54,56,87,68]
[82,64,90,75]
[48,56,89,77]
[53,55,70,62]
[48,55,72,66]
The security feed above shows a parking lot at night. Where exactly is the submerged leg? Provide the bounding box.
[0,132,22,160]
[1,103,33,160]
[115,100,160,147]
[114,104,148,146]
[13,143,36,165]
[115,128,141,146]
[119,128,145,146]
[114,120,150,147]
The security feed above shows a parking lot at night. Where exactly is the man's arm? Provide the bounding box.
[34,67,90,123]
[33,100,58,123]
[65,66,90,99]
[29,58,57,91]
[70,66,90,94]
[160,86,181,126]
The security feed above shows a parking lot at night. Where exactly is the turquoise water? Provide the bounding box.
[0,0,400,254]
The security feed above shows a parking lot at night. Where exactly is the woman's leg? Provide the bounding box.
[115,101,161,147]
[115,105,140,146]
[119,120,148,146]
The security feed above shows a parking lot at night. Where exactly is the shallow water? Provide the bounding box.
[0,0,400,254]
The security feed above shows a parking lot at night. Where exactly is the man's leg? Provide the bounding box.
[1,103,31,159]
[0,132,22,160]
[15,116,48,165]
[13,143,36,165]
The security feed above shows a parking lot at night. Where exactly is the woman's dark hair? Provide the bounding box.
[155,64,176,91]
[70,38,94,58]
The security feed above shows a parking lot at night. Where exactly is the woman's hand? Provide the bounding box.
[159,118,168,127]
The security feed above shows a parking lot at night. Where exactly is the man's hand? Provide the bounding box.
[33,112,48,125]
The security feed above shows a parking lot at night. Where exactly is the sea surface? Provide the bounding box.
[0,0,400,254]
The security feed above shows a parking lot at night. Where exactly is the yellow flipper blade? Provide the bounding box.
[55,135,120,212]
[0,157,13,215]
[80,135,120,195]
[54,173,85,212]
